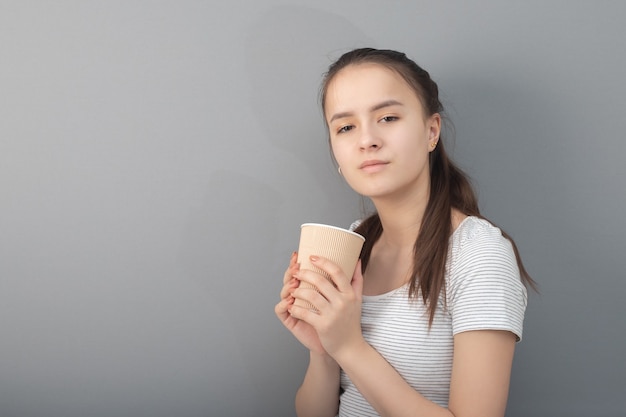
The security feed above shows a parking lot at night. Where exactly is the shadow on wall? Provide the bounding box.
[243,5,380,236]
[178,5,373,415]
[244,5,373,158]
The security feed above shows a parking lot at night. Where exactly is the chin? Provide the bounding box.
[346,176,407,199]
[354,187,393,200]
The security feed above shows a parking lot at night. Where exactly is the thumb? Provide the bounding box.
[351,259,364,298]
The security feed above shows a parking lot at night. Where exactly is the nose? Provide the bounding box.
[358,123,382,150]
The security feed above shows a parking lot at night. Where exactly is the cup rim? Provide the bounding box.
[300,223,365,241]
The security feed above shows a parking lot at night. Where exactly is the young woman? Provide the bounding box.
[275,48,535,417]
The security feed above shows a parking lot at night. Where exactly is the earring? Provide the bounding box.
[338,166,342,175]
[431,142,437,149]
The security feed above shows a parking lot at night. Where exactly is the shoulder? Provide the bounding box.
[446,216,528,340]
[448,216,516,268]
[447,216,521,288]
[452,216,504,245]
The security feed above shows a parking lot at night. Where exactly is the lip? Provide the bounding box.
[359,160,389,173]
[359,160,388,169]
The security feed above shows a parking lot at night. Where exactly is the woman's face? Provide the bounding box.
[324,63,441,201]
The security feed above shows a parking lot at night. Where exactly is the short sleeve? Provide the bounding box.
[447,219,528,341]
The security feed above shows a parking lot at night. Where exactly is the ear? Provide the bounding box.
[427,113,441,150]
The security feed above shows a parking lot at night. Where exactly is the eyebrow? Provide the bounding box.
[328,99,404,123]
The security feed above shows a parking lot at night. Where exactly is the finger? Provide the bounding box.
[280,278,299,299]
[288,301,321,326]
[282,251,299,284]
[275,296,295,321]
[308,255,350,292]
[351,259,364,300]
[292,284,330,312]
[294,267,336,299]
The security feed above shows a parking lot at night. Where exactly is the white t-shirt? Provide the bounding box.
[338,216,528,416]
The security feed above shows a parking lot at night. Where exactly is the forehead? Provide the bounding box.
[324,63,420,114]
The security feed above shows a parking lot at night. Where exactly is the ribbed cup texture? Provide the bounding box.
[294,224,365,311]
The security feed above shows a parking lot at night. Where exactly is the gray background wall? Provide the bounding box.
[1,1,624,416]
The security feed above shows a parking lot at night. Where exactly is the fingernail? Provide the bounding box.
[310,255,319,262]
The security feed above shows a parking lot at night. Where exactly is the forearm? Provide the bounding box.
[295,351,341,417]
[335,340,454,417]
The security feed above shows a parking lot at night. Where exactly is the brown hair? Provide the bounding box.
[320,48,537,325]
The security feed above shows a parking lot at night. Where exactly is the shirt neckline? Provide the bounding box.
[360,216,476,301]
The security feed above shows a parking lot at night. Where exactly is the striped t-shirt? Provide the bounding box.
[339,216,528,416]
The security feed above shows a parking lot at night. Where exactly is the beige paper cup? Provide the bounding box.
[293,223,365,311]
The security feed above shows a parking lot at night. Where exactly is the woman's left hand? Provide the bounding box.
[289,256,365,359]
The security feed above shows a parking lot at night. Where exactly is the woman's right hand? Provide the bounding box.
[275,252,327,356]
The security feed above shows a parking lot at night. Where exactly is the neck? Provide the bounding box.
[370,184,430,250]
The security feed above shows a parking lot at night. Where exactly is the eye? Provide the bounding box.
[337,125,354,134]
[380,115,398,123]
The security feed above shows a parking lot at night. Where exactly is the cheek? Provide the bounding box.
[330,141,346,164]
